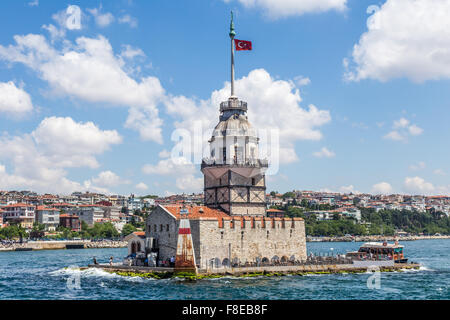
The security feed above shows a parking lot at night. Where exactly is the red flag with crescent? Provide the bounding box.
[234,39,252,51]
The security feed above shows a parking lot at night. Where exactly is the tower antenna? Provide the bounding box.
[229,11,236,97]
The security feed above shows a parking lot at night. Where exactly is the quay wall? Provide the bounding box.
[88,262,420,277]
[0,240,127,252]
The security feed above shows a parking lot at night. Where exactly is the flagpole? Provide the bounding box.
[229,11,236,98]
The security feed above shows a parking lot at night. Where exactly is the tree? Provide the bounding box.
[121,223,137,237]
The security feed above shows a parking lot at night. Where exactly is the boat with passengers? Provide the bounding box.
[346,240,408,264]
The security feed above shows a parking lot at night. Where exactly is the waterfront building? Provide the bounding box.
[59,214,81,232]
[143,15,307,268]
[35,206,60,231]
[2,203,35,229]
[67,205,105,227]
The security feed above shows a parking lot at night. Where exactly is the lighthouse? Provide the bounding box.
[201,12,268,217]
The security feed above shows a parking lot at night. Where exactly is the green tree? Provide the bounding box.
[121,223,137,237]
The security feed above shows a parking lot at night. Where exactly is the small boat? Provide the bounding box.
[347,241,408,264]
[15,248,33,251]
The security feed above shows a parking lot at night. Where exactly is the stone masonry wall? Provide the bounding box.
[195,217,307,268]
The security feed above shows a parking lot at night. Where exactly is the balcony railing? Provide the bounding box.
[201,157,269,168]
[220,100,247,113]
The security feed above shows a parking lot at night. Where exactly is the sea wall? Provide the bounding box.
[0,240,127,252]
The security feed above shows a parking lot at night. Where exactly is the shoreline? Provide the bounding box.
[306,235,450,242]
[0,240,127,252]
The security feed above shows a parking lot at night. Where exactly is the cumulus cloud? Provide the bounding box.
[339,185,360,194]
[87,7,115,28]
[0,34,165,143]
[224,0,347,18]
[135,182,148,191]
[404,176,435,195]
[0,81,33,117]
[345,0,450,82]
[383,117,423,142]
[118,14,138,28]
[313,147,335,158]
[372,182,393,195]
[165,69,331,166]
[0,117,122,194]
[90,171,129,187]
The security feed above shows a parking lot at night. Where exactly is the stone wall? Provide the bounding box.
[195,217,307,268]
[146,207,307,267]
[145,207,178,261]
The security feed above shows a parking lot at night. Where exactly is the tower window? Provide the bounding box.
[211,148,215,158]
[252,178,255,186]
[221,231,224,239]
[222,148,226,163]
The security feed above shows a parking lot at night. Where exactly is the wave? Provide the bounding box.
[48,266,156,282]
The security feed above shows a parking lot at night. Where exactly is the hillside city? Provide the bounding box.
[1,189,449,239]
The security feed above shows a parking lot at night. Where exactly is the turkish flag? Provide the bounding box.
[235,39,252,51]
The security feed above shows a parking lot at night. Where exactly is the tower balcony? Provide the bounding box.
[201,157,268,169]
[220,99,247,113]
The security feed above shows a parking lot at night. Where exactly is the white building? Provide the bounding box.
[35,206,60,231]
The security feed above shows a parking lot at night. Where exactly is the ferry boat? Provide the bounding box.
[347,241,408,264]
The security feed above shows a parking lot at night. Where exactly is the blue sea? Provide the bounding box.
[0,239,448,300]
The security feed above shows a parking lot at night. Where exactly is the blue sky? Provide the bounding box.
[0,0,449,196]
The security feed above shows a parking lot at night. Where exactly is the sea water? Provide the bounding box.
[0,239,448,300]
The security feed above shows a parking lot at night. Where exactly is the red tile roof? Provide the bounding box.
[162,205,230,220]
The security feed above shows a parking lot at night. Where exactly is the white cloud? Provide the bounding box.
[384,117,423,141]
[372,182,393,195]
[90,171,129,187]
[87,7,115,28]
[434,169,446,176]
[118,14,138,28]
[294,75,311,86]
[393,117,409,129]
[142,157,203,193]
[32,116,122,168]
[404,176,435,195]
[383,130,404,141]
[135,182,148,191]
[345,0,450,82]
[0,81,33,117]
[224,0,347,18]
[0,34,165,143]
[313,147,335,158]
[339,185,360,194]
[0,117,122,194]
[165,68,331,165]
[408,124,423,136]
[409,161,426,171]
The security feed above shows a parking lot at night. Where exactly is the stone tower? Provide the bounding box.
[201,12,268,217]
[201,97,268,216]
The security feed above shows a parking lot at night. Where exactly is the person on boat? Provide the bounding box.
[109,256,113,266]
[170,256,175,267]
[93,257,98,265]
